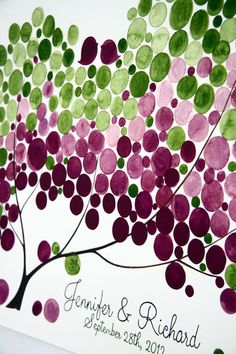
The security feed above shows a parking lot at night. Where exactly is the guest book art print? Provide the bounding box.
[0,0,236,353]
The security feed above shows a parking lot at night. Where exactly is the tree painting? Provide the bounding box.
[0,0,236,324]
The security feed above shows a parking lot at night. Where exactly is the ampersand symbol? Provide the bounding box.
[117,297,132,322]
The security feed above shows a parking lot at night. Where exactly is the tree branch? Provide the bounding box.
[178,260,216,278]
[59,160,98,254]
[20,172,41,214]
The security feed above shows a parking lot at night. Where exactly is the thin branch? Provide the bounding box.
[13,131,27,271]
[178,260,217,278]
[205,227,236,249]
[9,221,23,246]
[145,78,236,224]
[20,172,41,213]
[59,160,98,254]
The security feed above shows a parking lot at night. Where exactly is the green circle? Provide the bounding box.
[110,97,123,116]
[123,98,138,120]
[22,82,31,97]
[0,45,7,66]
[96,65,111,89]
[20,22,32,43]
[118,38,127,53]
[194,84,214,114]
[220,109,236,140]
[124,51,134,66]
[204,233,212,244]
[145,33,152,43]
[169,30,188,57]
[85,99,98,120]
[75,67,86,85]
[130,71,149,98]
[7,99,17,121]
[82,80,96,100]
[26,112,37,131]
[88,65,96,79]
[30,87,42,109]
[128,184,138,198]
[58,110,72,134]
[150,53,171,82]
[43,15,55,37]
[116,59,122,68]
[49,95,59,112]
[212,40,230,64]
[54,71,65,87]
[13,43,26,67]
[8,44,13,55]
[27,39,38,58]
[75,87,82,97]
[0,107,5,123]
[228,161,236,172]
[170,0,193,30]
[200,263,206,272]
[213,349,224,354]
[136,45,153,69]
[68,25,79,46]
[0,120,10,136]
[52,28,63,47]
[0,148,7,166]
[32,7,44,27]
[9,70,23,96]
[65,255,80,275]
[4,59,13,77]
[190,10,209,40]
[146,116,153,127]
[213,16,222,28]
[52,242,60,255]
[149,3,167,28]
[167,127,185,151]
[177,76,198,99]
[117,157,125,168]
[59,83,73,108]
[209,65,227,87]
[138,0,152,17]
[50,51,63,71]
[63,48,74,67]
[202,29,220,54]
[185,41,203,66]
[38,39,52,61]
[96,111,110,131]
[46,156,55,170]
[194,0,207,4]
[110,69,129,95]
[121,127,127,136]
[9,23,20,44]
[65,67,74,81]
[32,62,47,86]
[128,64,136,75]
[223,0,236,18]
[97,89,111,110]
[192,196,200,208]
[207,0,223,16]
[225,264,236,290]
[4,94,9,105]
[62,42,67,51]
[23,59,33,77]
[36,29,42,38]
[48,71,53,81]
[2,81,8,92]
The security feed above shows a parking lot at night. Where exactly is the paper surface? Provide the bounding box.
[0,1,236,354]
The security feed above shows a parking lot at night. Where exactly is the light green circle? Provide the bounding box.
[71,98,85,118]
[85,99,98,120]
[220,18,236,43]
[75,67,86,85]
[32,62,47,86]
[97,89,111,110]
[220,109,236,140]
[225,263,236,290]
[58,110,72,134]
[127,7,137,21]
[110,96,123,116]
[50,51,63,71]
[127,18,146,49]
[32,7,44,27]
[96,111,110,131]
[136,45,153,69]
[4,59,13,76]
[152,27,169,54]
[27,39,38,58]
[123,98,138,120]
[185,41,203,66]
[7,99,17,122]
[13,43,26,67]
[0,120,10,136]
[30,87,42,109]
[110,68,129,95]
[167,126,186,150]
[68,25,79,46]
[65,67,75,81]
[123,51,134,66]
[149,2,167,28]
[59,83,73,108]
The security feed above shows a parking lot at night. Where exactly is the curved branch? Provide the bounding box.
[59,160,98,254]
[21,172,41,214]
[178,260,216,278]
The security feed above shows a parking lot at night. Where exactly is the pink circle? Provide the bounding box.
[128,117,145,142]
[76,118,90,138]
[174,101,193,125]
[183,171,202,197]
[227,70,236,89]
[106,124,120,147]
[17,99,29,120]
[100,148,117,174]
[229,197,236,222]
[226,53,236,71]
[197,57,212,78]
[211,210,230,237]
[156,80,173,107]
[214,87,231,112]
[188,114,209,142]
[138,93,156,117]
[225,173,236,197]
[127,154,143,179]
[61,133,76,156]
[204,136,230,170]
[168,58,186,83]
[44,299,60,323]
